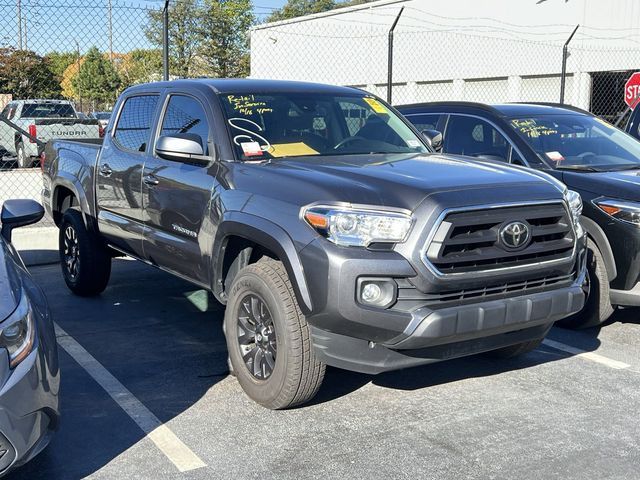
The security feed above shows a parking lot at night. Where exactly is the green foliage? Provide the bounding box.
[118,49,163,85]
[267,0,335,22]
[46,51,80,81]
[198,0,255,78]
[72,47,121,104]
[0,48,61,99]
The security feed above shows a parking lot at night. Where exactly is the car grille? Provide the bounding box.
[393,271,576,310]
[424,203,575,276]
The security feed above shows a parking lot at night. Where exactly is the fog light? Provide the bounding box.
[361,283,382,303]
[357,278,397,308]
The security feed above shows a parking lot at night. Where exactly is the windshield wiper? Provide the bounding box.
[605,165,640,172]
[555,165,600,172]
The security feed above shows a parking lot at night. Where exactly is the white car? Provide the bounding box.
[0,100,101,168]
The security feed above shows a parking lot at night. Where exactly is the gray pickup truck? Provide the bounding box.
[43,79,587,409]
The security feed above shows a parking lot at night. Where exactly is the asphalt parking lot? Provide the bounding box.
[6,258,640,479]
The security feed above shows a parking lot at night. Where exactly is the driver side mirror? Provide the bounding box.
[1,199,45,242]
[421,130,443,153]
[155,134,210,163]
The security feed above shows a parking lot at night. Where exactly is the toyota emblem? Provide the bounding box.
[500,221,531,250]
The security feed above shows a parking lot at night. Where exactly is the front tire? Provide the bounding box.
[557,239,614,329]
[59,209,111,296]
[224,259,325,409]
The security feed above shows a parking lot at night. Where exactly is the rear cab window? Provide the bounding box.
[21,103,76,119]
[113,95,159,153]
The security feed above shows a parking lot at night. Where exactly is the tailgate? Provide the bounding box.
[31,119,101,142]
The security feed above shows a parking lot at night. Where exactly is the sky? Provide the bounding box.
[1,0,288,56]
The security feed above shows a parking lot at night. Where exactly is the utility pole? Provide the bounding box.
[387,7,404,104]
[108,0,113,61]
[17,0,22,50]
[22,16,27,50]
[560,24,579,105]
[162,0,169,81]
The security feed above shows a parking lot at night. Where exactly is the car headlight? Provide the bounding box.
[1,290,35,369]
[564,190,584,235]
[595,198,640,225]
[303,205,413,247]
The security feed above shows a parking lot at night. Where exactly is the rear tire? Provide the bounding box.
[59,209,111,296]
[224,259,325,409]
[486,337,544,359]
[557,239,614,329]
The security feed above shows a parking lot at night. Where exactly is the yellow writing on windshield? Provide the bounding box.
[227,95,274,116]
[511,119,557,138]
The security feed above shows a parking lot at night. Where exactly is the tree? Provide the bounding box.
[198,0,255,78]
[267,0,335,22]
[60,57,85,100]
[0,48,60,99]
[72,47,121,107]
[46,51,80,82]
[146,0,202,78]
[117,49,163,87]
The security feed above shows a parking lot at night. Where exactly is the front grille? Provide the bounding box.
[424,203,575,276]
[393,272,576,310]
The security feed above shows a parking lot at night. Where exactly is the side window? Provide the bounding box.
[113,95,159,152]
[444,115,509,161]
[159,95,210,155]
[406,114,442,133]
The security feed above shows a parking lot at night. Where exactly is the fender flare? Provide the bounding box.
[580,216,617,281]
[51,175,94,230]
[213,211,313,313]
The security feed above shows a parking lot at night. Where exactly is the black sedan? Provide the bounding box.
[0,200,59,475]
[398,101,640,329]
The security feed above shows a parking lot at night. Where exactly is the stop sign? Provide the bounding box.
[625,72,640,108]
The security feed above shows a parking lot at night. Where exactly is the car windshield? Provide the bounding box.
[509,114,640,171]
[94,112,111,120]
[21,103,76,119]
[220,92,428,160]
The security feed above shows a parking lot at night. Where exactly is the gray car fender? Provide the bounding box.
[213,211,313,313]
[580,215,617,281]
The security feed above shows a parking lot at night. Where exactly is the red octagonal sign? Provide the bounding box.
[625,72,640,108]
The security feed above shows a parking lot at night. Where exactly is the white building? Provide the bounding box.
[250,0,640,115]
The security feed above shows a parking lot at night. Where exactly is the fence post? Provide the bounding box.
[387,7,404,104]
[560,24,579,104]
[163,0,169,81]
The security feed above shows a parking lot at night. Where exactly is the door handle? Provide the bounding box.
[99,163,113,177]
[143,174,159,187]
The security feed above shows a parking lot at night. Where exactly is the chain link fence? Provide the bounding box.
[1,1,640,227]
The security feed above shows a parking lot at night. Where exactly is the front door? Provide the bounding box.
[141,93,217,285]
[96,94,160,256]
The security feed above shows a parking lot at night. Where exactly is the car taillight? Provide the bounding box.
[28,124,37,143]
[99,125,105,138]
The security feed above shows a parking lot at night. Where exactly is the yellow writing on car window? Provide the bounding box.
[227,95,274,116]
[511,119,557,138]
[268,142,319,157]
[363,97,388,114]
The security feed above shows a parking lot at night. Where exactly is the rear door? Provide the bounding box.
[96,93,160,256]
[141,91,217,285]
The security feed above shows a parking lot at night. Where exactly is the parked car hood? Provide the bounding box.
[0,239,23,321]
[232,153,563,210]
[560,169,640,201]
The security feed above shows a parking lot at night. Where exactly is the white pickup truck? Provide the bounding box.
[0,99,102,168]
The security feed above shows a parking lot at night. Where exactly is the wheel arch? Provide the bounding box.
[213,212,313,314]
[580,215,617,281]
[51,177,93,231]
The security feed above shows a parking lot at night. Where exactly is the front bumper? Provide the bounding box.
[300,233,587,375]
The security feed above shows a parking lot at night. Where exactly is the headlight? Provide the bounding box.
[1,290,35,368]
[595,198,640,225]
[564,190,584,235]
[303,205,413,247]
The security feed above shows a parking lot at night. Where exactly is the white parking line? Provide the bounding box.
[54,323,207,472]
[542,339,631,370]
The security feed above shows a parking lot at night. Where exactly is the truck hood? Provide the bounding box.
[0,240,23,321]
[561,168,640,201]
[233,153,563,210]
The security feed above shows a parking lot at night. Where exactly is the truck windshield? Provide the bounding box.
[220,93,428,160]
[509,114,640,171]
[21,103,76,119]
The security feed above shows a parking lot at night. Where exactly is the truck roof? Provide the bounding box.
[397,101,591,118]
[125,78,365,96]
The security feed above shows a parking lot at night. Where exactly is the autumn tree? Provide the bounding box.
[0,48,60,99]
[118,49,163,86]
[72,47,121,108]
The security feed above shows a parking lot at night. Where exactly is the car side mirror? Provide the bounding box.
[421,129,443,153]
[155,134,210,163]
[1,199,45,242]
